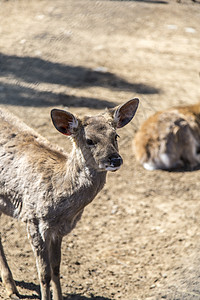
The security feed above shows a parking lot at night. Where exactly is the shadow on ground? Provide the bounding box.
[15,280,112,300]
[0,82,116,109]
[14,280,40,299]
[64,295,112,300]
[160,164,200,173]
[0,53,160,108]
[110,0,168,4]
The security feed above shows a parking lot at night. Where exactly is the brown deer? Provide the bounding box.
[133,102,200,170]
[0,98,139,300]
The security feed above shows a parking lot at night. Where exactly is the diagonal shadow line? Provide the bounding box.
[0,53,161,95]
[0,82,116,109]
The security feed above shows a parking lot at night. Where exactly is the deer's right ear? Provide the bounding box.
[51,109,79,136]
[112,98,139,128]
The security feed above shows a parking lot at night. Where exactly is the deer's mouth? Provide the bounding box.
[105,165,121,172]
[99,156,123,172]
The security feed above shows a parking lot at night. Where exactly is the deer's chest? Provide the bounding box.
[42,173,106,237]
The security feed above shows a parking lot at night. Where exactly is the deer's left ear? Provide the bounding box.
[112,98,139,128]
[51,109,79,136]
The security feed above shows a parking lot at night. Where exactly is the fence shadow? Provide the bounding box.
[0,53,160,93]
[0,82,116,109]
[0,53,160,108]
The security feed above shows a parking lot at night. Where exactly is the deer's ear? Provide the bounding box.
[51,109,79,136]
[113,98,139,128]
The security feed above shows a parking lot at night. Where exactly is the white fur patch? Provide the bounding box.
[39,221,48,241]
[143,162,156,171]
[69,117,78,131]
[113,109,120,125]
[160,153,171,168]
[105,166,121,172]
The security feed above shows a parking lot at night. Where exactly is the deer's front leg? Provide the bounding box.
[0,235,19,299]
[27,222,51,300]
[50,236,63,300]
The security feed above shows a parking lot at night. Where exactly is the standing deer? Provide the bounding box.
[0,98,139,300]
[133,102,200,170]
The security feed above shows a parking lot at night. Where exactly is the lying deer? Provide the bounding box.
[0,98,139,300]
[133,102,200,170]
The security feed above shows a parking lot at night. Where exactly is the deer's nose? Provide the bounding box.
[109,156,123,167]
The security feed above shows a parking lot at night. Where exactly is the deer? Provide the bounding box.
[133,102,200,170]
[0,98,139,300]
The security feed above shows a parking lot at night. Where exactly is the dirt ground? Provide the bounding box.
[0,0,200,299]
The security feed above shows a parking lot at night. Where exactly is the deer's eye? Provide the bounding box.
[86,139,95,146]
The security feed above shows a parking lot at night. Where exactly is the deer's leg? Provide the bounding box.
[50,236,63,300]
[0,233,19,299]
[27,222,51,300]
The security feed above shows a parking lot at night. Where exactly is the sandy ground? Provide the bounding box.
[0,0,200,299]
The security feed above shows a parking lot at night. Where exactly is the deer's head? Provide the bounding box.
[51,98,139,172]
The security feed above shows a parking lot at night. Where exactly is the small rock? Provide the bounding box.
[166,24,178,30]
[35,50,42,56]
[20,39,26,44]
[150,284,156,289]
[35,14,45,20]
[185,27,196,33]
[93,66,108,73]
[111,205,118,214]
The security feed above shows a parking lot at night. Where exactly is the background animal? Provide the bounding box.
[0,99,139,300]
[133,103,200,170]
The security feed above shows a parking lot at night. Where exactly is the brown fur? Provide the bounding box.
[133,102,200,170]
[0,98,139,300]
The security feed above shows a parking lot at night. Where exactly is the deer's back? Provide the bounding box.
[0,108,68,221]
[0,108,106,238]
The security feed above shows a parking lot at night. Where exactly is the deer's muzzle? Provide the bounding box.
[100,154,123,172]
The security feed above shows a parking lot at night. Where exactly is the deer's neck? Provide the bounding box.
[64,145,107,201]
